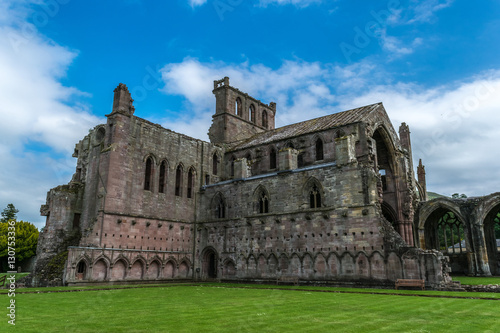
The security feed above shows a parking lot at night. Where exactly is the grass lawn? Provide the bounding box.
[451,275,500,285]
[1,284,498,332]
[0,272,29,282]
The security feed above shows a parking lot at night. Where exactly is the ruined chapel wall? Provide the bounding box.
[195,162,387,280]
[224,123,360,179]
[200,162,380,220]
[102,114,216,222]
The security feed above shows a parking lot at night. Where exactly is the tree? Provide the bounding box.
[0,220,39,271]
[1,203,19,223]
[451,193,467,199]
[495,212,500,239]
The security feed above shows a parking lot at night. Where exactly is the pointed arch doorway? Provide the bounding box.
[202,247,218,279]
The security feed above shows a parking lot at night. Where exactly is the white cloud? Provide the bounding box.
[258,0,323,7]
[411,0,454,23]
[188,0,207,7]
[160,58,500,197]
[0,1,101,227]
[392,0,454,25]
[380,32,414,56]
[160,58,330,133]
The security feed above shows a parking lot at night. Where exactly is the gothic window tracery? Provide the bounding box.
[437,212,467,254]
[259,191,269,214]
[309,184,322,209]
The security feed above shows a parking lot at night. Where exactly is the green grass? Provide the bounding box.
[427,191,446,200]
[1,284,498,332]
[0,272,29,282]
[0,281,194,294]
[452,275,500,286]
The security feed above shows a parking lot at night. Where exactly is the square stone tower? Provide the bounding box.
[208,77,276,144]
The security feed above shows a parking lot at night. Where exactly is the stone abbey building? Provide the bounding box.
[34,77,500,287]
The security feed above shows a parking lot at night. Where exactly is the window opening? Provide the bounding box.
[309,184,321,208]
[144,157,153,191]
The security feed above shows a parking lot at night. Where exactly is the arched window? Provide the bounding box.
[269,148,277,169]
[77,261,86,274]
[175,165,183,197]
[437,212,466,254]
[259,192,269,214]
[315,138,324,161]
[262,110,268,128]
[158,160,167,193]
[214,194,226,219]
[249,104,256,123]
[309,184,322,209]
[235,97,242,116]
[144,157,153,191]
[187,168,195,199]
[76,260,87,280]
[213,153,218,175]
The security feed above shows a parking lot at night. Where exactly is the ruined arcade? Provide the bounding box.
[33,77,499,288]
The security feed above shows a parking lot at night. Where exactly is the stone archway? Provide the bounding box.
[421,205,469,274]
[202,248,218,279]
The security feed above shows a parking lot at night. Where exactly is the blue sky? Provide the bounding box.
[1,0,500,229]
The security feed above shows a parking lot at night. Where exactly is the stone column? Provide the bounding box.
[233,158,250,179]
[470,221,492,276]
[335,134,357,166]
[278,148,298,170]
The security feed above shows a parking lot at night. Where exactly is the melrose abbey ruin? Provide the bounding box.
[34,77,500,288]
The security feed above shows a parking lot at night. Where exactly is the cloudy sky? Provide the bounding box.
[1,0,499,228]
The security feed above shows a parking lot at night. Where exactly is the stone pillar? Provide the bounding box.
[335,134,357,166]
[278,148,298,170]
[417,159,428,201]
[470,222,492,276]
[233,158,250,179]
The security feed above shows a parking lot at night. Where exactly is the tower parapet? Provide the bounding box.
[208,77,276,144]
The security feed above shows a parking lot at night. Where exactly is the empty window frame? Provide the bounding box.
[315,138,324,161]
[175,165,183,197]
[159,160,167,193]
[144,157,153,191]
